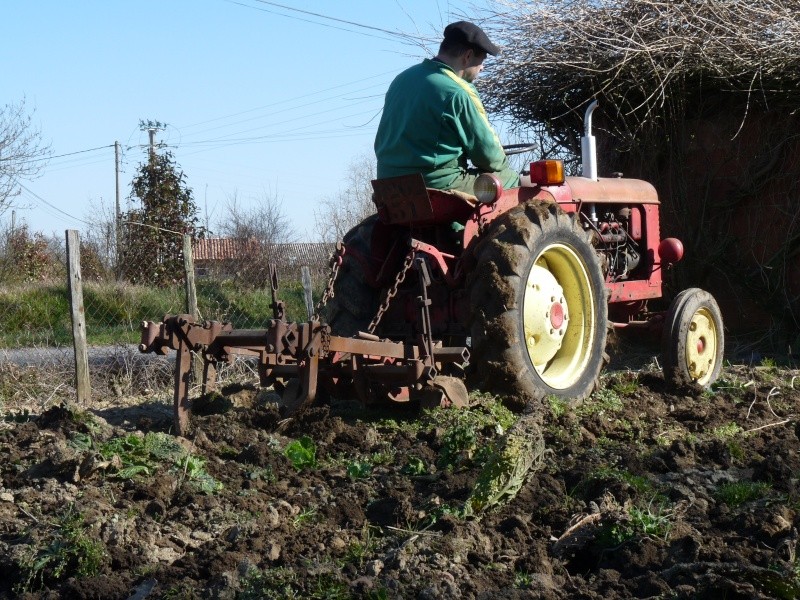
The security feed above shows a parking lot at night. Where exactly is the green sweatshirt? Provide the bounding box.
[374,59,519,190]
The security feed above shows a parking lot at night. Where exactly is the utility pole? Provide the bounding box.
[148,128,157,163]
[115,141,122,279]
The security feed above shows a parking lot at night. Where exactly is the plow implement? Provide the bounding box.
[139,260,470,436]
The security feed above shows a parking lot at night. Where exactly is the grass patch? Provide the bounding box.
[16,505,106,593]
[578,387,625,417]
[0,278,317,348]
[714,480,772,507]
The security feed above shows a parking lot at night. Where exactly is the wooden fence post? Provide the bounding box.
[183,234,203,385]
[183,234,198,318]
[66,230,91,404]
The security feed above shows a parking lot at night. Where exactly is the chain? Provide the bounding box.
[312,244,344,321]
[367,248,416,335]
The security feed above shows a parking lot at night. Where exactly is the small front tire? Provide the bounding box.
[662,288,724,387]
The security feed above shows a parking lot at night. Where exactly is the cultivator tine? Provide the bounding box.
[281,353,319,416]
[269,263,285,321]
[414,257,436,363]
[173,341,192,436]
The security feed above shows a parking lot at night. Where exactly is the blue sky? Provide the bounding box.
[4,0,503,241]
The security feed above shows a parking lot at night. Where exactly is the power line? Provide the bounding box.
[4,144,114,165]
[246,0,421,40]
[18,183,92,227]
[224,0,421,44]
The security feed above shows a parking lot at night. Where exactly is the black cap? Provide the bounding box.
[443,21,500,56]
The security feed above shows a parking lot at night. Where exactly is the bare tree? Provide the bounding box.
[314,153,376,243]
[215,189,295,286]
[82,197,119,276]
[0,98,51,214]
[218,189,294,246]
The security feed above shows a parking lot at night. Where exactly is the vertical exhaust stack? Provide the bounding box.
[581,100,599,180]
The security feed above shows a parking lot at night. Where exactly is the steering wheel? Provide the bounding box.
[502,143,537,156]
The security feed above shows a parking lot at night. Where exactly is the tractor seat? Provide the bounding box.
[371,173,478,226]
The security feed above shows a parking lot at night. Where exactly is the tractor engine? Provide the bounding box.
[590,207,641,281]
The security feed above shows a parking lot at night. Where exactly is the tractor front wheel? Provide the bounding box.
[468,201,608,410]
[662,288,724,387]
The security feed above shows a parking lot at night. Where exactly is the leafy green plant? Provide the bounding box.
[431,398,515,471]
[346,460,372,479]
[438,420,480,470]
[99,432,182,479]
[178,454,223,494]
[284,436,317,470]
[585,467,656,497]
[239,566,299,600]
[16,506,105,593]
[401,456,428,476]
[714,481,771,507]
[465,417,546,515]
[628,503,673,540]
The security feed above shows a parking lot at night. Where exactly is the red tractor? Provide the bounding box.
[141,102,724,434]
[324,101,724,408]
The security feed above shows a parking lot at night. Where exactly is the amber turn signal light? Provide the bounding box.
[529,160,565,186]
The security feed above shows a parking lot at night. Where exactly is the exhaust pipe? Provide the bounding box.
[581,100,599,180]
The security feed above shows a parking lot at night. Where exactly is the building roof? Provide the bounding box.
[192,238,335,265]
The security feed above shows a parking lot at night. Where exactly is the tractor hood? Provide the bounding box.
[564,176,659,204]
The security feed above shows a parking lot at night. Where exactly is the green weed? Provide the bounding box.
[16,506,106,593]
[714,481,772,507]
[344,525,378,568]
[346,460,372,479]
[608,372,640,396]
[177,454,223,494]
[596,500,675,548]
[465,418,546,515]
[284,436,317,470]
[99,432,183,478]
[431,397,515,471]
[547,394,568,418]
[578,388,624,417]
[514,570,534,589]
[292,507,318,529]
[401,456,428,476]
[712,422,743,440]
[239,565,347,599]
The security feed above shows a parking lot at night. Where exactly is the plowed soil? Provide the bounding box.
[1,354,799,599]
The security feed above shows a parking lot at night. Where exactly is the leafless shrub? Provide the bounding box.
[481,0,800,348]
[483,0,800,147]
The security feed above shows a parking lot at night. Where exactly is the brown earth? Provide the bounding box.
[0,352,799,599]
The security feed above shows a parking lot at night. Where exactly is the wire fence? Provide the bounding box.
[0,224,335,400]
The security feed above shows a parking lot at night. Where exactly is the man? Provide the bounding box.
[374,21,519,193]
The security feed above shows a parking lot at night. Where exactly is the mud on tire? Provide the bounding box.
[467,201,608,410]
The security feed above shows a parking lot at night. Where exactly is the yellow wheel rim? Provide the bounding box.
[522,243,596,389]
[685,307,718,386]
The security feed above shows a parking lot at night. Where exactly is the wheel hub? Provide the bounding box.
[523,265,569,368]
[686,309,717,384]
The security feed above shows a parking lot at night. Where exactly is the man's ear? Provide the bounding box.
[462,48,474,66]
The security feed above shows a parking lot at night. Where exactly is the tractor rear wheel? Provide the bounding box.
[325,215,381,337]
[662,288,724,387]
[468,201,608,410]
